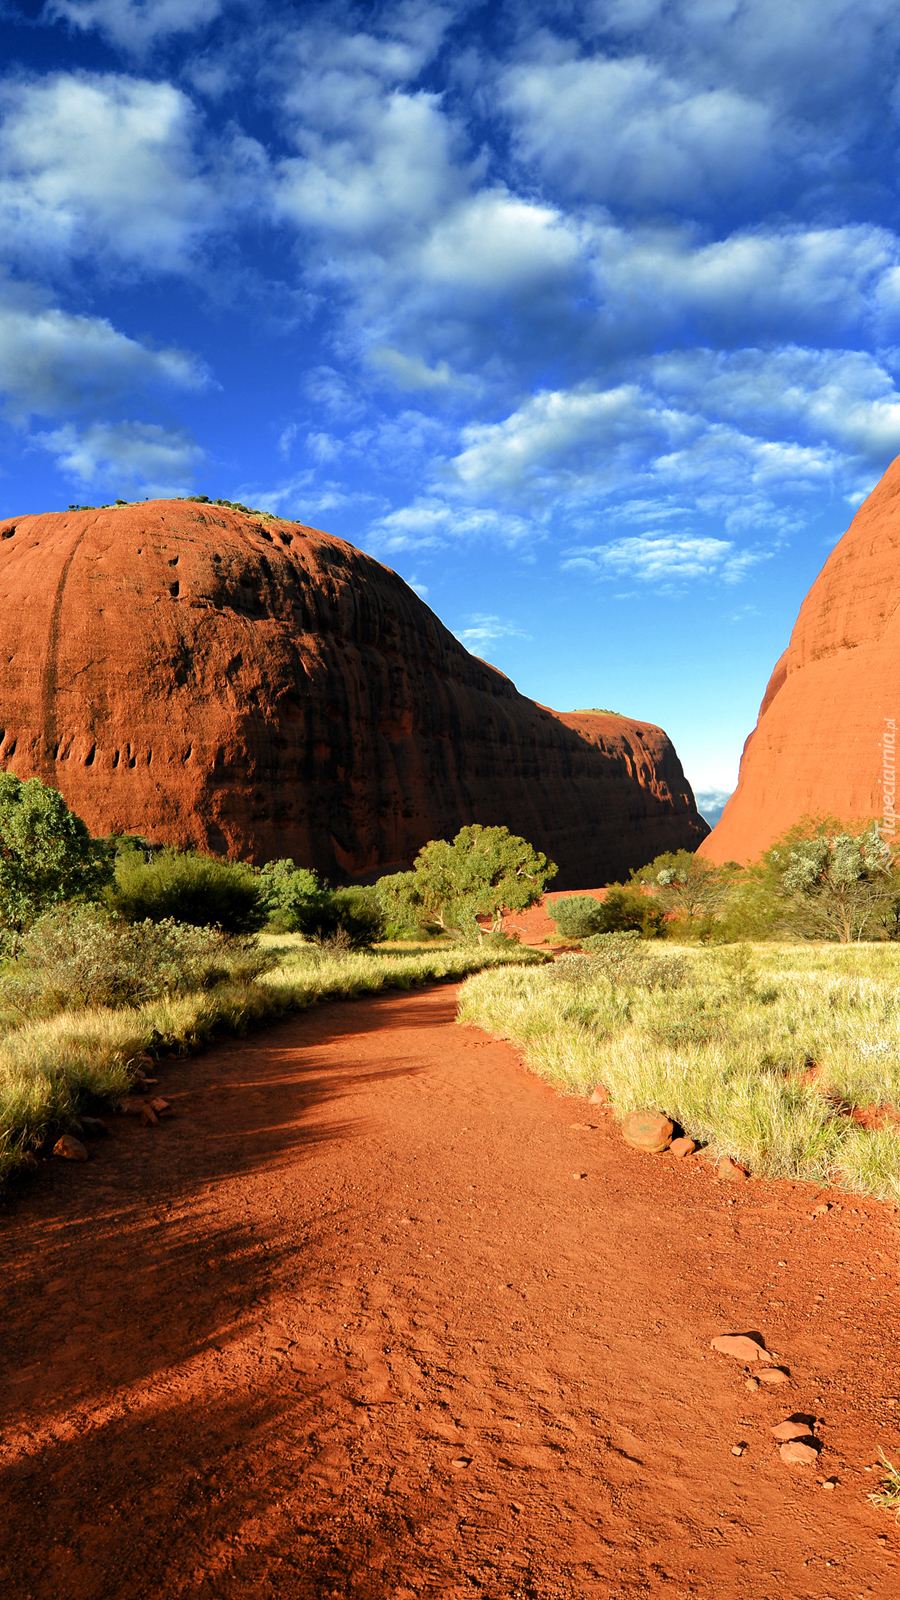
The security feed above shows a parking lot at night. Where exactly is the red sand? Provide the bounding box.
[2,984,898,1598]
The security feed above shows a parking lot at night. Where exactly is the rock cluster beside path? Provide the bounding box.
[711,1329,828,1472]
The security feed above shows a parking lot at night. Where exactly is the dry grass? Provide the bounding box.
[457,942,900,1204]
[0,936,543,1183]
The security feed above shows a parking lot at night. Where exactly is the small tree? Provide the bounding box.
[377,824,556,943]
[629,849,739,927]
[0,774,111,951]
[773,824,895,943]
[257,858,321,930]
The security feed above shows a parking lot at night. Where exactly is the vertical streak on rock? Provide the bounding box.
[40,522,90,780]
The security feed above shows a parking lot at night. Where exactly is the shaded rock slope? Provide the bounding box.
[700,452,900,864]
[0,502,707,887]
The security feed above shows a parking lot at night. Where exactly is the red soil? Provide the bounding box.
[2,985,899,1599]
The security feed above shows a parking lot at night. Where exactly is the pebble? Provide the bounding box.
[731,1444,745,1456]
[52,1134,88,1162]
[745,1377,760,1391]
[821,1478,837,1491]
[150,1097,173,1118]
[717,1156,749,1181]
[79,1116,109,1137]
[621,1109,674,1153]
[573,1172,587,1180]
[780,1439,819,1465]
[140,1104,159,1127]
[711,1333,770,1362]
[589,1085,609,1105]
[669,1136,697,1157]
[756,1367,789,1385]
[771,1419,813,1442]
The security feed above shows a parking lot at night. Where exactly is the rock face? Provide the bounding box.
[700,453,900,864]
[0,502,708,886]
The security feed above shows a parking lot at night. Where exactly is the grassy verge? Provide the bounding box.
[457,943,900,1205]
[0,937,542,1184]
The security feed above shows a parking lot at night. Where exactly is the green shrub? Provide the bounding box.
[0,774,112,951]
[109,848,268,933]
[547,895,605,939]
[8,903,274,1011]
[293,886,386,950]
[256,858,321,930]
[548,888,666,940]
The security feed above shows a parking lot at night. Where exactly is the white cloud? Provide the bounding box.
[0,279,207,422]
[46,0,224,52]
[369,496,536,550]
[35,418,203,492]
[562,533,769,587]
[453,613,529,647]
[503,53,779,210]
[0,73,219,271]
[368,345,473,392]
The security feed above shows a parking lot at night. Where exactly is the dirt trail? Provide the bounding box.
[2,984,899,1600]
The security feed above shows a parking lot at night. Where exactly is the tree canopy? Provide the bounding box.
[0,774,112,949]
[377,824,556,942]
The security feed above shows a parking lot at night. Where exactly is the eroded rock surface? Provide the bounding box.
[0,501,707,885]
[700,453,900,863]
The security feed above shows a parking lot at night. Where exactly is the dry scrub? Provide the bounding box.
[457,941,900,1204]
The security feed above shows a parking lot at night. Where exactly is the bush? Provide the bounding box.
[0,774,112,951]
[257,858,321,930]
[293,886,386,949]
[547,888,666,940]
[9,903,274,1011]
[109,848,268,933]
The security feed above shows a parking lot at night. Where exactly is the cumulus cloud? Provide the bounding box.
[35,418,203,492]
[502,53,780,211]
[0,280,207,422]
[0,73,219,271]
[369,496,536,550]
[46,0,225,52]
[562,534,769,588]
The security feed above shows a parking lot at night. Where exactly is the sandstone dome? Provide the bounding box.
[0,500,708,887]
[700,453,900,864]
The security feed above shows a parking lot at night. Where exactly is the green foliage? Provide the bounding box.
[547,887,666,940]
[629,849,739,928]
[376,824,556,943]
[257,858,321,930]
[9,903,273,1011]
[546,894,605,938]
[771,823,895,944]
[108,847,268,934]
[0,774,112,950]
[292,885,386,950]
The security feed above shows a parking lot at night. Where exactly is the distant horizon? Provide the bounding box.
[0,2,894,805]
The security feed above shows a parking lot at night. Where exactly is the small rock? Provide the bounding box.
[115,1097,144,1117]
[621,1109,674,1154]
[140,1104,159,1127]
[756,1367,789,1385]
[780,1439,819,1465]
[451,1456,472,1470]
[745,1377,760,1392]
[717,1156,749,1181]
[149,1097,173,1118]
[79,1116,109,1137]
[573,1172,587,1179]
[670,1136,697,1157]
[710,1333,770,1362]
[589,1085,609,1105]
[812,1203,831,1215]
[731,1444,745,1456]
[771,1419,813,1442]
[53,1134,88,1162]
[821,1477,837,1491]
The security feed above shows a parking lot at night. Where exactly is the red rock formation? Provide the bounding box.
[0,501,707,887]
[700,452,900,864]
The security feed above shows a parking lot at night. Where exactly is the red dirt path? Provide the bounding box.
[2,983,899,1599]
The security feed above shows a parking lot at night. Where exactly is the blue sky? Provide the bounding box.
[3,2,900,825]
